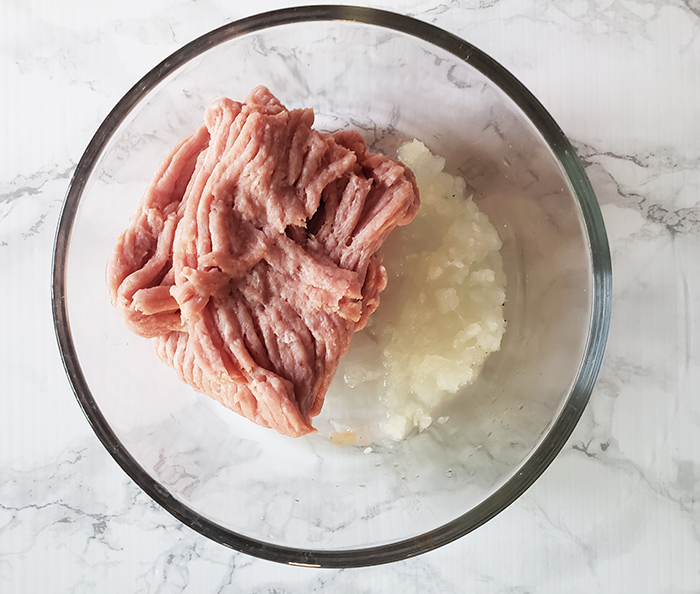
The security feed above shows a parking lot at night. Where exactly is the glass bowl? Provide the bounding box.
[52,6,611,567]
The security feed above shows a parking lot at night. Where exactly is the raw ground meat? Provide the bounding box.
[106,86,419,437]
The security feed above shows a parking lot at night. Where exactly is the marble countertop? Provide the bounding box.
[2,0,699,591]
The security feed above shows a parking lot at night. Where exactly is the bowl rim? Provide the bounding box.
[51,4,612,568]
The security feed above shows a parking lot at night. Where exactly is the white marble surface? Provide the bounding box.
[1,0,699,591]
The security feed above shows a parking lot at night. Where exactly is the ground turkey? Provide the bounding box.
[107,86,419,437]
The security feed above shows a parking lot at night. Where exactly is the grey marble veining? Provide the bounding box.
[2,0,700,592]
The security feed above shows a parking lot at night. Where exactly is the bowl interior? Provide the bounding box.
[56,9,609,566]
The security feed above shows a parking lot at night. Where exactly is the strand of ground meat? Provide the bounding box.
[107,86,419,437]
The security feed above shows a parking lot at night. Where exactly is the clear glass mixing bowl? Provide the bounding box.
[52,6,611,567]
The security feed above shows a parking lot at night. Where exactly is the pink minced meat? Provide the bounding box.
[106,86,419,437]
